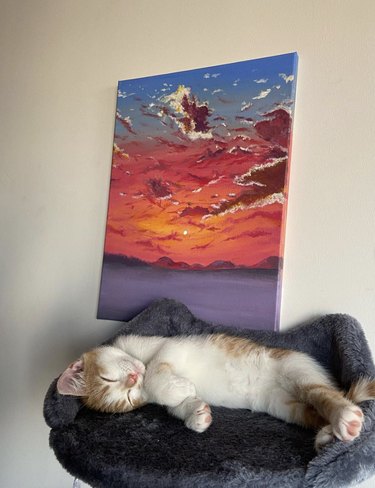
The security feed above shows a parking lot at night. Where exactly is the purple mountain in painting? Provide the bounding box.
[154,256,191,270]
[154,257,237,270]
[205,260,236,270]
[253,256,281,270]
[103,253,279,271]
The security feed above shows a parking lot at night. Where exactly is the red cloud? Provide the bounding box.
[217,95,234,104]
[224,230,271,242]
[187,171,219,186]
[186,218,205,230]
[180,206,208,218]
[156,232,183,242]
[191,240,214,250]
[255,109,291,147]
[147,178,172,199]
[152,136,188,152]
[135,239,154,248]
[135,239,167,254]
[116,111,136,135]
[235,158,287,192]
[180,93,211,134]
[106,224,126,236]
[248,210,283,221]
[208,157,287,217]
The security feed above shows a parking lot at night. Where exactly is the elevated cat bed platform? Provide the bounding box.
[44,299,375,488]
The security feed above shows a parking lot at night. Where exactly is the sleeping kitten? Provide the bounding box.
[57,333,375,450]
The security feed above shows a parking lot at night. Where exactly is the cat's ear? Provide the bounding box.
[57,359,86,396]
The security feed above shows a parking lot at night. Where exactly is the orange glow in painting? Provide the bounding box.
[106,137,286,267]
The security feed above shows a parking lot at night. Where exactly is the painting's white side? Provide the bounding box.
[0,1,374,486]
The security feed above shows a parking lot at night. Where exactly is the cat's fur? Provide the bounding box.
[57,333,375,450]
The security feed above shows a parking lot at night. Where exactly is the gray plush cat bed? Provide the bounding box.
[44,299,375,488]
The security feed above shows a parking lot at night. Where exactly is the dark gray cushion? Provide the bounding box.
[44,298,375,488]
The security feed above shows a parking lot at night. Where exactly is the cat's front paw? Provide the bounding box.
[185,400,212,433]
[163,376,196,407]
[315,425,335,451]
[332,405,364,442]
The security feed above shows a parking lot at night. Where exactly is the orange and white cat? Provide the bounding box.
[57,333,375,450]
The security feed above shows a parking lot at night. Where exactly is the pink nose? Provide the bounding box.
[127,372,138,386]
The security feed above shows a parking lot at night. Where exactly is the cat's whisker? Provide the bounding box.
[127,390,133,407]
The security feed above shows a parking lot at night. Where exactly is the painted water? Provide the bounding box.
[98,261,279,330]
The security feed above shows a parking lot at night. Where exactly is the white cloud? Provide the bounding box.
[204,192,285,219]
[279,73,295,83]
[212,89,223,95]
[208,175,224,186]
[252,88,271,100]
[162,85,213,140]
[234,158,286,186]
[162,85,192,113]
[118,90,136,99]
[239,119,254,126]
[116,110,132,126]
[113,143,129,159]
[203,72,220,79]
[254,78,268,84]
[241,101,253,112]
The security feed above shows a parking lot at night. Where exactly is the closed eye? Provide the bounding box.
[100,376,119,383]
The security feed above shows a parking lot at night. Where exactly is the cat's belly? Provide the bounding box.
[210,359,273,411]
[194,378,270,410]
[194,381,250,408]
[168,347,273,410]
[191,367,265,409]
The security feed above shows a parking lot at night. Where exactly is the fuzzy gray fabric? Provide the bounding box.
[44,298,375,488]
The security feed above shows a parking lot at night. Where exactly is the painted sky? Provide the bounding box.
[103,53,298,268]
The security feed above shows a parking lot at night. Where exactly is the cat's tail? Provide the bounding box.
[346,377,375,403]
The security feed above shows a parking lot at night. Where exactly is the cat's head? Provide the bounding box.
[57,346,147,413]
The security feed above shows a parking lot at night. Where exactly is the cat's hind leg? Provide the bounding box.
[293,382,364,442]
[267,386,334,451]
[168,397,212,433]
[266,386,325,429]
[279,353,364,443]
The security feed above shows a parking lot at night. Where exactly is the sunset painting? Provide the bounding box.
[98,53,298,329]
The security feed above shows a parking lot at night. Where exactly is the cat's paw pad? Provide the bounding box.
[185,401,212,433]
[333,405,364,441]
[315,425,335,451]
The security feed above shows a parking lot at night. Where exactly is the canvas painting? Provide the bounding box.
[98,52,298,330]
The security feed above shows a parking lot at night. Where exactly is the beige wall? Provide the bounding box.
[1,1,374,486]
